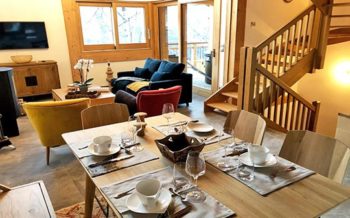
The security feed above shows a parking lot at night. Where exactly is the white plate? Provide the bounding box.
[126,188,172,214]
[239,153,277,167]
[188,122,214,133]
[87,143,120,156]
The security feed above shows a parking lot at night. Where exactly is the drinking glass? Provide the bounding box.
[127,117,144,152]
[162,103,175,134]
[237,143,255,182]
[185,151,206,203]
[216,133,235,170]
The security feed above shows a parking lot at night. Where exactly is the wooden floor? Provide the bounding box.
[0,94,349,216]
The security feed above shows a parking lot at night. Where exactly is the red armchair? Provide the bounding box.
[115,86,182,117]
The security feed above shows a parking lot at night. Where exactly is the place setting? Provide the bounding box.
[206,142,316,196]
[80,123,158,177]
[152,103,231,145]
[101,153,235,218]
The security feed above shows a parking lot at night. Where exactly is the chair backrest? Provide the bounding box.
[279,130,350,183]
[81,103,130,129]
[224,110,266,145]
[335,113,350,146]
[23,98,90,147]
[136,86,182,117]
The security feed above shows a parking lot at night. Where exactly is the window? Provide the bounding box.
[117,7,147,44]
[79,6,114,46]
[77,2,150,51]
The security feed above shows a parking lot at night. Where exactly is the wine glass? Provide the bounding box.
[185,151,206,203]
[162,103,175,134]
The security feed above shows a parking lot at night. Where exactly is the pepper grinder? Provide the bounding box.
[0,114,15,150]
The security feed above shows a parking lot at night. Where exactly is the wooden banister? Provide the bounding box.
[256,65,315,110]
[256,5,316,51]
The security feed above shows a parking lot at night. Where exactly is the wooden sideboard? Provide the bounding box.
[0,60,61,98]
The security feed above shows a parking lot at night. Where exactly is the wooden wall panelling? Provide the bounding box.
[179,3,187,65]
[211,0,221,92]
[223,0,233,85]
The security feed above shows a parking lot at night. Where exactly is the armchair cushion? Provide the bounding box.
[134,67,151,79]
[144,58,162,75]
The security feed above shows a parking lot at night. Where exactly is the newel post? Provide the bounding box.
[239,47,257,112]
[309,101,321,131]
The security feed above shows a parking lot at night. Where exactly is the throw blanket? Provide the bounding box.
[127,81,150,93]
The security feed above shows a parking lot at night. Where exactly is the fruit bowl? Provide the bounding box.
[10,55,33,64]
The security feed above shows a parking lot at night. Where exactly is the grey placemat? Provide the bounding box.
[153,125,231,145]
[81,149,159,177]
[101,167,235,218]
[205,148,315,196]
[69,135,122,158]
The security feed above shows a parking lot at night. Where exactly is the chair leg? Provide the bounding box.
[46,147,50,165]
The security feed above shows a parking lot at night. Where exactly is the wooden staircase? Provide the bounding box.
[328,1,350,44]
[204,2,333,132]
[204,78,239,113]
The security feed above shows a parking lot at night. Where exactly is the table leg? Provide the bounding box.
[85,174,95,218]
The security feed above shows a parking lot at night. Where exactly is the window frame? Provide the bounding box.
[114,2,150,49]
[76,1,151,52]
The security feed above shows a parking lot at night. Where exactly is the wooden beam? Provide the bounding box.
[233,0,247,78]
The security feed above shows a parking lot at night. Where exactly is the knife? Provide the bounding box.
[88,154,134,168]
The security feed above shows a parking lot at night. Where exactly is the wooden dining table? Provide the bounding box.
[62,112,350,218]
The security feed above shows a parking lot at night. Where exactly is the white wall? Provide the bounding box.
[0,0,145,87]
[244,0,312,46]
[296,41,350,137]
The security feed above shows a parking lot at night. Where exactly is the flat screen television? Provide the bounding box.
[0,22,49,50]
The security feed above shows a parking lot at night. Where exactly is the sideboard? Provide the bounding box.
[0,60,61,97]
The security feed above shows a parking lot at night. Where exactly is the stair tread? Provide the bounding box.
[207,102,237,113]
[221,91,238,98]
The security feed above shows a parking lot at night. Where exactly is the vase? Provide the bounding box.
[79,85,88,94]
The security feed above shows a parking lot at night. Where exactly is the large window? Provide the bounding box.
[77,2,150,51]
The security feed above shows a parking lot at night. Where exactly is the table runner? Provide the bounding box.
[153,124,231,145]
[81,149,158,177]
[205,148,315,196]
[101,167,235,218]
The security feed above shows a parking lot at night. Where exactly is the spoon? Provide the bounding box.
[169,188,189,202]
[270,166,296,178]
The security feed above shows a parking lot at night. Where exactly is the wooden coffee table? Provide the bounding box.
[52,87,115,106]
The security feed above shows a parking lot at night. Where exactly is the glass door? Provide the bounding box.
[185,3,213,91]
[158,5,179,63]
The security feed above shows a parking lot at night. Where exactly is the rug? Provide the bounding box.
[55,198,117,218]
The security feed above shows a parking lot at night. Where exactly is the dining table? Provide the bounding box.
[62,112,350,218]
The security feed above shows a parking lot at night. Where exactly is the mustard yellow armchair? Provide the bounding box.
[23,98,90,165]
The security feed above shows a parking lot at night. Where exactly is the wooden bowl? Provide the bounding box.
[155,133,204,162]
[10,55,33,64]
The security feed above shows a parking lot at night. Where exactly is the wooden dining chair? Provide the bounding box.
[335,113,350,147]
[81,103,130,129]
[224,110,266,145]
[279,130,350,183]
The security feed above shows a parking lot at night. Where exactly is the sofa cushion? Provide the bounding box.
[134,67,151,79]
[159,61,185,76]
[150,71,172,82]
[144,58,162,74]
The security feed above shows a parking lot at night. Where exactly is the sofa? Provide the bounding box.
[111,58,192,106]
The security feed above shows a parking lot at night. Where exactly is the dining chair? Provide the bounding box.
[279,130,350,183]
[335,113,350,147]
[81,103,130,129]
[224,110,266,145]
[23,98,90,165]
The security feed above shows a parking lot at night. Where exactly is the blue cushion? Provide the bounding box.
[150,71,173,82]
[134,67,151,79]
[144,58,161,74]
[156,61,185,77]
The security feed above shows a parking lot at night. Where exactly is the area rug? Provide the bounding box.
[55,199,117,218]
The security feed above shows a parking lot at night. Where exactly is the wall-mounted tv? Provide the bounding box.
[0,22,49,50]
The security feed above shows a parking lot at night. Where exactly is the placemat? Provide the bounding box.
[101,167,235,218]
[153,124,231,145]
[205,148,315,196]
[81,149,159,177]
[69,135,137,159]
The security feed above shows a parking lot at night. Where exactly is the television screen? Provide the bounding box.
[0,22,49,50]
